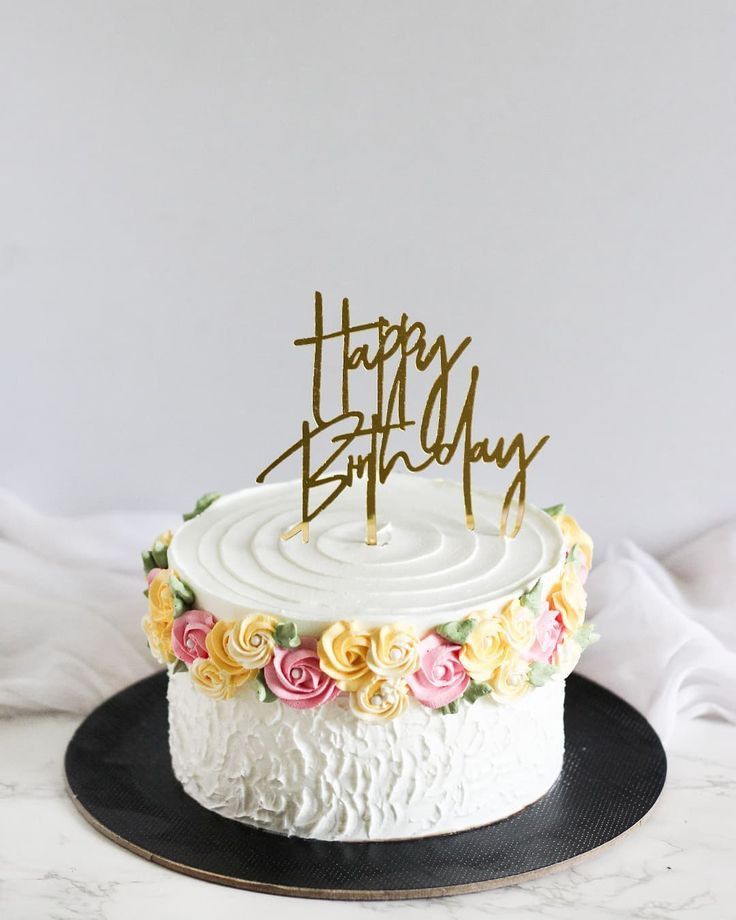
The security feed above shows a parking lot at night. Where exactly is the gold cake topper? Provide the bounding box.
[257,293,549,545]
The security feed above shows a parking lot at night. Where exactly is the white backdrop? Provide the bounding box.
[1,1,735,554]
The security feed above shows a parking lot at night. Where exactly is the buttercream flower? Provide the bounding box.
[550,566,587,633]
[497,599,536,653]
[204,620,256,687]
[264,637,341,709]
[190,657,238,700]
[366,624,420,679]
[141,612,175,665]
[350,676,409,722]
[148,569,174,623]
[141,569,176,664]
[407,633,470,709]
[227,614,278,669]
[558,514,594,575]
[459,616,506,682]
[552,634,582,678]
[526,603,563,664]
[146,567,162,586]
[318,620,372,691]
[171,610,216,664]
[489,653,531,703]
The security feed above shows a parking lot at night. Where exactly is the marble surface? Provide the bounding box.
[1,713,733,920]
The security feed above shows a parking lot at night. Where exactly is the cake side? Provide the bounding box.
[168,670,565,841]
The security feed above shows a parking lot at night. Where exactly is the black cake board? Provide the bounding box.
[64,671,666,900]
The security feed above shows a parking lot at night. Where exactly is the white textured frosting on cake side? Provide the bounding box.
[168,671,565,841]
[168,475,565,632]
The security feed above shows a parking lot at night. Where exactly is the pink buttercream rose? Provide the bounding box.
[407,632,470,709]
[526,604,563,664]
[171,610,217,664]
[264,637,341,709]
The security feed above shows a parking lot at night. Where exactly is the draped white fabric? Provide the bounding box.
[577,525,736,742]
[1,489,734,744]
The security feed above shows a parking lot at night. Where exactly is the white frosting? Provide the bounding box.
[166,477,569,840]
[168,476,565,633]
[168,672,565,841]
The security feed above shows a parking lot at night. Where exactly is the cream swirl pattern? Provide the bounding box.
[168,475,565,632]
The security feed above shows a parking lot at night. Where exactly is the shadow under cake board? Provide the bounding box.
[64,672,667,901]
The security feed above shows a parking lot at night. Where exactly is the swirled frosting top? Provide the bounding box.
[168,476,565,632]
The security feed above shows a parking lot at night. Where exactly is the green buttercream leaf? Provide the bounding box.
[142,588,149,598]
[183,492,221,522]
[141,550,156,575]
[255,669,277,702]
[543,503,565,518]
[574,623,600,650]
[438,699,461,715]
[150,539,169,569]
[172,595,187,618]
[463,680,492,704]
[519,579,543,616]
[169,572,195,606]
[275,621,300,648]
[528,661,557,687]
[436,618,476,645]
[172,658,188,674]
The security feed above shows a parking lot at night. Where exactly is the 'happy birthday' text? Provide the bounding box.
[257,293,548,544]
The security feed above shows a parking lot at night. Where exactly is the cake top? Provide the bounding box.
[168,475,564,631]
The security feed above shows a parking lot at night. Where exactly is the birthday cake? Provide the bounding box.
[140,477,594,841]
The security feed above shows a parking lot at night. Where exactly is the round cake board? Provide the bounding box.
[65,672,666,901]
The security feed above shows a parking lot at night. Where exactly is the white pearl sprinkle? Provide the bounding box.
[370,694,384,707]
[251,635,262,647]
[291,667,303,680]
[389,646,402,661]
[186,637,195,649]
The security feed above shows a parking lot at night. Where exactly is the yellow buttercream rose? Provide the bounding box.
[318,620,372,691]
[497,599,536,653]
[489,653,531,703]
[227,614,278,669]
[350,676,409,722]
[190,658,239,700]
[148,569,174,624]
[558,514,594,571]
[366,624,420,679]
[550,565,587,633]
[204,620,256,686]
[141,612,175,665]
[459,616,506,682]
[141,569,175,664]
